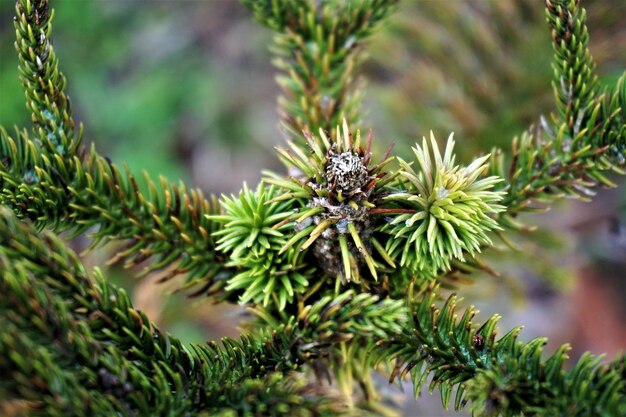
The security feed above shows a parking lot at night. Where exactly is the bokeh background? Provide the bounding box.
[1,1,624,415]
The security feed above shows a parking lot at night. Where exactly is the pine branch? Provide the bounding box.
[14,0,81,155]
[243,0,398,142]
[0,127,229,295]
[375,284,626,416]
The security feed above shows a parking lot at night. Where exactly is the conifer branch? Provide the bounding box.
[596,73,626,158]
[490,0,625,227]
[0,206,394,415]
[546,0,598,137]
[545,0,625,159]
[4,0,232,295]
[205,373,352,417]
[0,206,229,415]
[2,200,623,415]
[494,121,623,230]
[14,0,81,155]
[0,127,229,294]
[243,0,398,142]
[2,0,624,415]
[375,284,626,416]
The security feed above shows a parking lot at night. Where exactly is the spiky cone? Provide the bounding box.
[266,119,397,285]
[381,132,505,277]
[208,182,312,310]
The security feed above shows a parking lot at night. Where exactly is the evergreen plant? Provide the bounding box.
[1,0,624,416]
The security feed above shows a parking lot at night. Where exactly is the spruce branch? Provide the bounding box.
[0,206,412,415]
[375,284,626,416]
[4,0,233,295]
[267,123,504,289]
[545,0,625,159]
[485,0,625,229]
[14,0,81,155]
[0,127,229,295]
[546,0,598,138]
[593,72,626,159]
[492,75,625,227]
[209,182,313,310]
[2,0,624,415]
[251,287,409,410]
[243,0,398,142]
[206,373,352,417]
[0,207,203,415]
[494,122,623,230]
[0,207,386,415]
[382,132,505,277]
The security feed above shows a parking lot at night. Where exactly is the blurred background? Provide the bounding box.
[0,1,624,415]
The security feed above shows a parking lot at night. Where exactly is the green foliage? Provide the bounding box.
[266,120,397,285]
[547,0,598,137]
[0,206,294,416]
[244,0,398,143]
[0,206,407,416]
[375,283,626,416]
[13,0,80,154]
[211,183,311,310]
[493,0,626,228]
[266,120,504,289]
[382,133,504,276]
[207,373,350,417]
[0,126,227,294]
[1,0,625,416]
